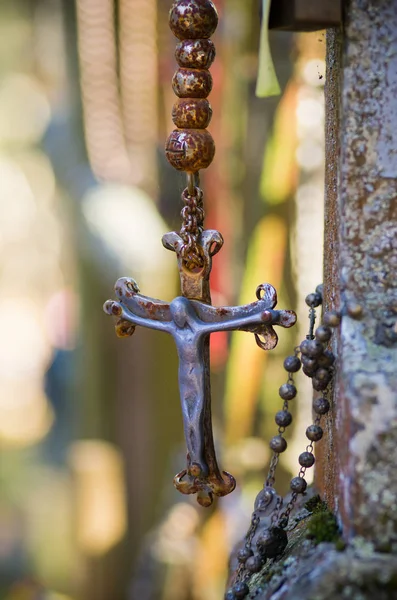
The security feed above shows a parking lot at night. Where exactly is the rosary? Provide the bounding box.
[103,1,340,598]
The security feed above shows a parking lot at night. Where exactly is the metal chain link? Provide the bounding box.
[179,185,205,269]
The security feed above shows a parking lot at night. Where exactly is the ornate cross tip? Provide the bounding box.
[174,467,236,507]
[162,229,223,302]
[104,276,296,507]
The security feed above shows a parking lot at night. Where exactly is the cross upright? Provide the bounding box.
[105,229,296,507]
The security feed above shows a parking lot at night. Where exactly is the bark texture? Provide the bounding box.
[318,0,397,549]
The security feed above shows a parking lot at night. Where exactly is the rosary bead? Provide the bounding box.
[323,310,341,328]
[305,292,322,308]
[175,38,216,69]
[232,582,250,599]
[299,452,315,468]
[270,435,287,454]
[300,339,311,355]
[165,128,215,171]
[225,591,236,600]
[301,356,317,369]
[254,487,275,512]
[305,340,324,358]
[302,364,316,378]
[237,547,254,564]
[283,355,301,373]
[172,68,213,98]
[314,368,332,383]
[172,98,212,129]
[313,397,330,415]
[317,350,335,368]
[312,378,329,391]
[315,325,332,342]
[316,284,324,297]
[306,424,323,442]
[169,0,218,40]
[275,410,293,427]
[246,555,263,573]
[279,383,297,400]
[290,476,307,494]
[256,527,288,558]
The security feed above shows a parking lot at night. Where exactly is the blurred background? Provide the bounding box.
[0,1,325,599]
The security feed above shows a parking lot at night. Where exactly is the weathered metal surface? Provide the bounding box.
[105,275,296,506]
[162,229,223,303]
[320,0,397,547]
[314,27,342,515]
[269,0,341,32]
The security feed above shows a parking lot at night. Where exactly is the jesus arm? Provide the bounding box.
[199,307,279,335]
[104,300,172,334]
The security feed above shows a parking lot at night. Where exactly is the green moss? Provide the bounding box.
[306,510,340,544]
[304,494,328,514]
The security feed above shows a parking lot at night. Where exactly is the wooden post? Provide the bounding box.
[269,0,341,31]
[318,0,397,549]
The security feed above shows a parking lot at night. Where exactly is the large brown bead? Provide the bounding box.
[172,98,212,129]
[175,39,216,69]
[172,68,213,98]
[169,0,218,40]
[165,128,215,172]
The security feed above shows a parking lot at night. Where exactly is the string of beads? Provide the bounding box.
[165,0,218,268]
[225,286,341,600]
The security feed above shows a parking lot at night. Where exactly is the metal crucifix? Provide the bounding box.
[104,229,296,507]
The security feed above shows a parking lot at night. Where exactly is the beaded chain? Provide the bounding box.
[165,0,218,269]
[225,286,341,600]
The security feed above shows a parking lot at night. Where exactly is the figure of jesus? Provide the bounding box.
[105,277,296,505]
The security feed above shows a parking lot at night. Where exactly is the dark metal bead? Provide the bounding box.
[232,582,250,599]
[290,476,307,493]
[302,365,316,378]
[279,383,297,400]
[283,355,301,373]
[315,325,332,342]
[237,546,254,564]
[300,339,311,355]
[316,284,323,297]
[275,410,293,427]
[270,435,287,454]
[169,0,218,40]
[254,487,276,512]
[172,68,213,98]
[317,350,335,368]
[256,527,288,558]
[172,98,212,129]
[165,129,215,171]
[313,397,330,415]
[312,378,329,391]
[299,452,315,468]
[305,340,324,358]
[301,356,318,369]
[315,368,332,383]
[323,310,341,328]
[305,292,322,308]
[246,555,263,573]
[225,591,236,600]
[175,38,216,69]
[306,424,323,442]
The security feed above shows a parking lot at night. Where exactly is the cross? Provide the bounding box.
[104,230,296,507]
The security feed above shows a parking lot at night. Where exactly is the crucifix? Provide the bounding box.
[105,228,296,506]
[104,0,297,508]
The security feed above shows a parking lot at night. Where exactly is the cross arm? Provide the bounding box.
[191,283,297,349]
[104,277,173,334]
